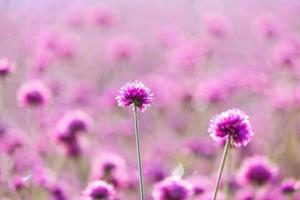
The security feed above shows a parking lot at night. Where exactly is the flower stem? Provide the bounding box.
[133,105,145,200]
[212,138,231,200]
[225,147,233,200]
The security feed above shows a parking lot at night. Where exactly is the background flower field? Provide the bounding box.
[0,0,300,199]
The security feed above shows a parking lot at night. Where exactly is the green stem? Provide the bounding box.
[133,105,145,200]
[212,138,231,200]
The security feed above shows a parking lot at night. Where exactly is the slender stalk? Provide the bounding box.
[133,105,145,200]
[225,147,232,200]
[212,138,231,200]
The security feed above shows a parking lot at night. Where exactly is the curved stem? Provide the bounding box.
[133,105,145,200]
[212,138,231,200]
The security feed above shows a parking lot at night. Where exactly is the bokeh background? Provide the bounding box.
[0,0,300,199]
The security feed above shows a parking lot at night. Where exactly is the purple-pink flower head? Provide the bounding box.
[92,153,127,188]
[17,80,51,108]
[252,14,281,40]
[55,110,93,143]
[203,14,230,39]
[0,58,15,78]
[91,6,117,29]
[238,156,278,187]
[152,177,192,200]
[208,109,253,147]
[281,178,299,195]
[83,180,116,200]
[116,80,153,112]
[106,35,139,63]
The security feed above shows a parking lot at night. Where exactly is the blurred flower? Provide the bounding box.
[11,176,28,191]
[92,153,127,188]
[252,14,281,39]
[17,80,51,108]
[91,6,117,29]
[270,40,300,69]
[167,42,201,70]
[185,137,217,158]
[49,185,67,200]
[83,180,116,200]
[238,156,278,186]
[56,110,93,140]
[145,162,168,183]
[281,178,299,195]
[0,58,16,78]
[158,26,184,48]
[208,108,253,147]
[116,80,153,112]
[235,190,254,200]
[105,35,139,63]
[203,14,230,39]
[65,6,86,28]
[65,139,82,158]
[152,177,192,200]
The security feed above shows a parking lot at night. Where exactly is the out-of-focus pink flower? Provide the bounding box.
[252,14,281,40]
[0,58,16,78]
[55,110,93,143]
[203,14,230,39]
[152,177,192,200]
[281,178,299,195]
[91,6,117,29]
[158,26,184,48]
[92,153,128,188]
[105,35,139,63]
[31,49,55,73]
[270,40,300,69]
[195,79,228,104]
[65,6,86,28]
[167,42,202,70]
[238,156,278,186]
[17,80,52,108]
[83,180,116,200]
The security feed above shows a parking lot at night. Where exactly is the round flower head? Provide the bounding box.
[238,156,278,187]
[92,6,116,29]
[17,80,51,108]
[49,185,67,200]
[106,36,139,63]
[281,178,299,195]
[208,108,253,147]
[203,14,230,39]
[116,80,153,112]
[56,110,93,142]
[0,58,15,78]
[83,180,115,200]
[92,153,127,188]
[152,177,192,200]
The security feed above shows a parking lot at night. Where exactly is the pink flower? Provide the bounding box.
[106,35,139,63]
[203,14,230,39]
[17,80,51,108]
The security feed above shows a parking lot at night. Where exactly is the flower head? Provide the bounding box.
[17,80,51,108]
[0,58,15,78]
[92,6,116,29]
[152,177,192,200]
[116,80,153,112]
[208,108,253,147]
[92,153,127,188]
[55,110,93,142]
[238,156,278,186]
[281,178,299,195]
[83,180,115,200]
